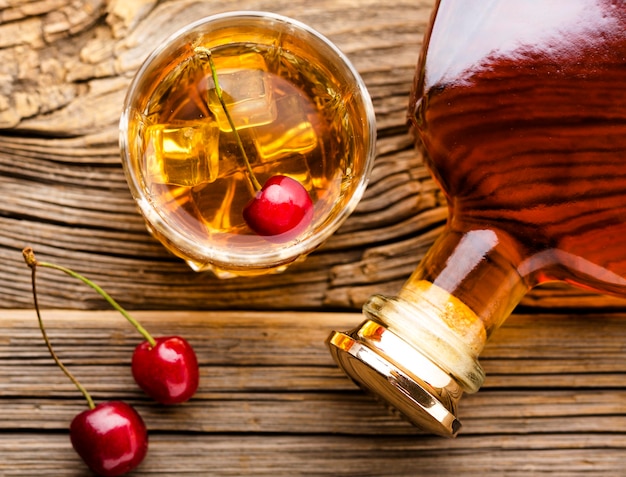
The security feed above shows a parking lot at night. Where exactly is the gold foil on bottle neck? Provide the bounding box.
[327,283,487,437]
[397,280,487,356]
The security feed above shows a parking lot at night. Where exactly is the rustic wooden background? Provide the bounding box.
[1,0,626,475]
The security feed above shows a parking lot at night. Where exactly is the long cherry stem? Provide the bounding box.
[194,46,262,192]
[23,247,96,410]
[22,248,157,348]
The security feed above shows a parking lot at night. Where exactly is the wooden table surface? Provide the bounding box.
[1,0,626,475]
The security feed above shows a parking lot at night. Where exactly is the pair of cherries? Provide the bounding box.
[23,247,199,476]
[23,50,312,475]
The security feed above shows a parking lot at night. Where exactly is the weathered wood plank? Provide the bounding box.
[0,308,624,473]
[2,389,626,436]
[2,0,619,312]
[0,309,625,435]
[3,309,625,363]
[0,433,625,476]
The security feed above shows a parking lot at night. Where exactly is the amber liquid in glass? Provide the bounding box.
[410,0,626,328]
[128,41,362,260]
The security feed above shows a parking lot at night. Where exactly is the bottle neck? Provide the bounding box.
[327,227,530,436]
[406,227,529,346]
[366,227,529,392]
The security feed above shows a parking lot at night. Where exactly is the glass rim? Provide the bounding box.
[119,10,377,272]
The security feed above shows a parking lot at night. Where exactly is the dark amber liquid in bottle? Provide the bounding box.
[328,0,626,437]
[410,0,626,317]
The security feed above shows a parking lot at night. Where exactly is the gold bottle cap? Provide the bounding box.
[327,320,463,438]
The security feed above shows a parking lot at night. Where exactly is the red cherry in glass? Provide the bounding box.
[132,336,199,405]
[70,401,148,477]
[243,175,314,241]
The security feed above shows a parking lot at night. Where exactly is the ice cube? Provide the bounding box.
[210,51,268,73]
[251,93,318,162]
[207,69,277,132]
[143,120,220,187]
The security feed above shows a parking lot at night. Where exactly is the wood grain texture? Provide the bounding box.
[2,1,626,476]
[0,0,445,312]
[0,309,625,475]
[1,0,621,311]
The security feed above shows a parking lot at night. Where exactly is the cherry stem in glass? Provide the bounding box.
[195,46,262,193]
[21,247,157,349]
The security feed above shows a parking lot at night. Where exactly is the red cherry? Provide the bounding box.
[132,336,199,405]
[243,175,314,241]
[22,249,149,475]
[70,401,148,477]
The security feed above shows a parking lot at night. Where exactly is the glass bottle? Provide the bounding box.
[328,0,626,437]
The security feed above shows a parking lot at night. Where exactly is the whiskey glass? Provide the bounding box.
[120,11,376,277]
